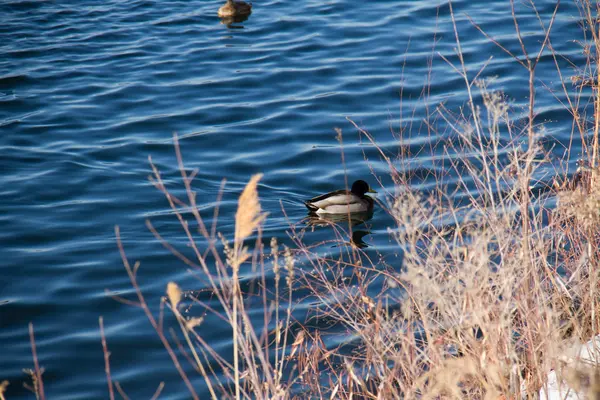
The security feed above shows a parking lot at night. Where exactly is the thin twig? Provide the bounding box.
[114,226,200,400]
[28,323,45,400]
[99,317,115,400]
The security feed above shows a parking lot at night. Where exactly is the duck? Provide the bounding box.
[218,0,252,18]
[304,180,376,214]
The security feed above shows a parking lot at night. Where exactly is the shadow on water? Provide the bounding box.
[219,13,251,28]
[305,211,373,248]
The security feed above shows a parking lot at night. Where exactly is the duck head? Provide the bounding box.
[351,180,376,197]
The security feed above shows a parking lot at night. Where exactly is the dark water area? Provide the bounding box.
[0,0,587,398]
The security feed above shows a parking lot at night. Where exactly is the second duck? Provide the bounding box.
[218,0,252,18]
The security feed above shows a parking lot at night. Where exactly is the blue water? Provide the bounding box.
[0,0,586,398]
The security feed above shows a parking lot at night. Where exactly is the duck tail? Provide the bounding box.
[304,200,319,212]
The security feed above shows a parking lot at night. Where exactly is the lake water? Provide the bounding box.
[0,0,586,398]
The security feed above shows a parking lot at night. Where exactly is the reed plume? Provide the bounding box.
[234,173,267,246]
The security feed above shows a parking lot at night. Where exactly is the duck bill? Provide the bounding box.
[367,188,377,193]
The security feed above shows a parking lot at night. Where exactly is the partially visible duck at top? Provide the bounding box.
[304,180,377,215]
[218,0,252,18]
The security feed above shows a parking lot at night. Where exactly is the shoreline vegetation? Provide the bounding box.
[12,0,600,399]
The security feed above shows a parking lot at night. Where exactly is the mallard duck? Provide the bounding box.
[218,0,252,18]
[304,180,376,214]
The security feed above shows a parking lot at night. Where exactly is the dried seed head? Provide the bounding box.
[235,174,268,245]
[167,282,182,309]
[185,317,203,330]
[0,380,9,399]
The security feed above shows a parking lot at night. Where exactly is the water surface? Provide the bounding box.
[0,0,585,398]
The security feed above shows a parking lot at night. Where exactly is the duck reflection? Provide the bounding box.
[306,211,373,248]
[219,13,251,26]
[348,230,370,249]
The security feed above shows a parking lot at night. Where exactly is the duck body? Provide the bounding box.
[218,0,252,18]
[304,180,375,214]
